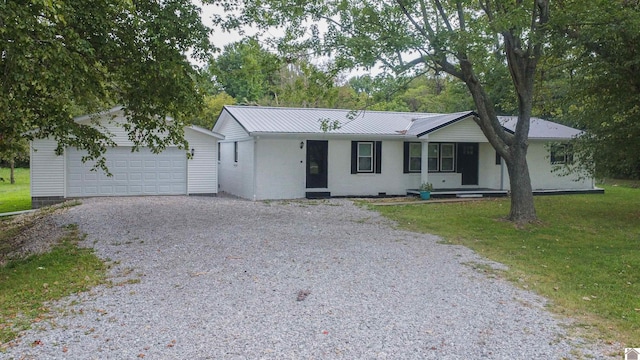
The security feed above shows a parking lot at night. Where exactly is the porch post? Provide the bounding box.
[421,140,429,186]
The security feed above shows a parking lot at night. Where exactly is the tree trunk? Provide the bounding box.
[505,146,537,223]
[458,59,538,223]
[10,158,15,184]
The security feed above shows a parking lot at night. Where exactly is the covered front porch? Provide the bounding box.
[411,139,506,192]
[407,187,508,198]
[406,187,604,198]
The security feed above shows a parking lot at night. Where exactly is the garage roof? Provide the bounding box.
[74,106,224,139]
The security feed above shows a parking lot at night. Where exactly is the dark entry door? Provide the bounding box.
[457,143,479,185]
[306,140,328,188]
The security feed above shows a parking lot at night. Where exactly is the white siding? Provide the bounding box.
[426,173,462,189]
[32,111,220,199]
[30,138,65,197]
[327,139,416,197]
[254,138,306,200]
[425,118,487,143]
[185,128,218,194]
[231,137,421,200]
[218,139,254,199]
[506,141,593,190]
[78,112,138,146]
[213,111,249,140]
[478,142,504,190]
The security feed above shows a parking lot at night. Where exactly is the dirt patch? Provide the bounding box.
[0,202,78,266]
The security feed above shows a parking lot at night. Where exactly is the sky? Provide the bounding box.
[198,2,276,53]
[195,2,377,79]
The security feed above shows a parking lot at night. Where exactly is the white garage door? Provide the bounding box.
[67,147,187,197]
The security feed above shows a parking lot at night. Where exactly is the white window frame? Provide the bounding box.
[427,143,439,172]
[440,143,455,172]
[357,142,374,173]
[428,142,456,172]
[408,142,422,172]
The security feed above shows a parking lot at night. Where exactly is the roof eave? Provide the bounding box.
[74,106,124,123]
[530,136,578,141]
[187,125,225,139]
[248,131,416,140]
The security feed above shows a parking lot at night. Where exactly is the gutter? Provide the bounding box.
[500,159,505,190]
[247,132,419,140]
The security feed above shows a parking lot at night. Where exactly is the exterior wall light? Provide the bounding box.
[300,141,304,149]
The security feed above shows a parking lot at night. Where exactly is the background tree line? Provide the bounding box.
[196,37,477,126]
[1,0,639,222]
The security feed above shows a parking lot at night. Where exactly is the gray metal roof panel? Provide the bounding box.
[498,116,581,139]
[223,106,435,135]
[222,106,580,140]
[187,125,225,139]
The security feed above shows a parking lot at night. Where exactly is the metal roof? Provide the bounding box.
[222,105,580,140]
[498,116,582,139]
[187,125,225,139]
[223,105,433,135]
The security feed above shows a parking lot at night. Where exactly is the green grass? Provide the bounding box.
[0,220,106,346]
[0,168,31,213]
[371,185,640,346]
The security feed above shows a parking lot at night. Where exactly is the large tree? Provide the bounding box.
[209,38,282,103]
[0,0,212,170]
[551,0,640,179]
[214,0,551,223]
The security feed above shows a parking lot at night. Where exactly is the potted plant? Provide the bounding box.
[419,182,433,200]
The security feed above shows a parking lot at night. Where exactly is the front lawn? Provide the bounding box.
[0,203,106,346]
[0,168,30,213]
[372,185,640,347]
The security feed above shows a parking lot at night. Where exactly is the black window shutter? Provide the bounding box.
[403,142,410,173]
[567,144,574,164]
[375,141,382,174]
[351,141,358,174]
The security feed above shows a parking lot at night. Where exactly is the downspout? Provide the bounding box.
[252,136,258,201]
[63,147,67,198]
[421,139,429,186]
[500,157,504,190]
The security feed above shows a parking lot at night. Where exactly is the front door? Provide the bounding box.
[457,143,479,185]
[306,140,328,188]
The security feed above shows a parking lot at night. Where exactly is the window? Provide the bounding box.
[358,142,373,172]
[550,143,573,164]
[403,142,422,173]
[351,141,382,174]
[440,143,455,171]
[218,142,221,161]
[427,143,439,172]
[409,143,422,172]
[234,141,238,163]
[427,142,455,172]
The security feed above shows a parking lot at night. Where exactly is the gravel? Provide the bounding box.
[2,196,614,359]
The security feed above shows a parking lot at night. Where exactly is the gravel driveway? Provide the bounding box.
[4,196,611,359]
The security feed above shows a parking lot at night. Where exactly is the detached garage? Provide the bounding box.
[30,107,224,208]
